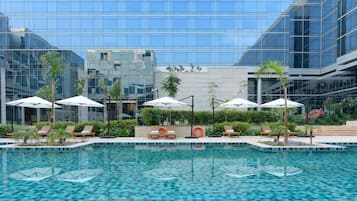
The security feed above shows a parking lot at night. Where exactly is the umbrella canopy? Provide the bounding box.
[218,98,259,109]
[261,98,304,108]
[143,97,188,108]
[56,95,104,108]
[6,96,62,109]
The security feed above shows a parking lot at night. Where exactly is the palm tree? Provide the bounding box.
[256,60,289,145]
[110,79,122,120]
[161,73,181,97]
[40,52,62,127]
[75,77,86,95]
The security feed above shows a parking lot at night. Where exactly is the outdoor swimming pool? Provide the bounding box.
[0,144,356,200]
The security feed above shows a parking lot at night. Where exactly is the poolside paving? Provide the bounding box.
[0,135,355,151]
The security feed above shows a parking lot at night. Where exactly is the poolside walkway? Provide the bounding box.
[0,135,356,152]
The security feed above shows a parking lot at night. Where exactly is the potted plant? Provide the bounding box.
[48,128,72,145]
[13,127,39,145]
[271,124,286,145]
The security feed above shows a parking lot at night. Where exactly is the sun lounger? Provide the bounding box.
[288,130,300,137]
[260,125,272,136]
[74,125,95,138]
[166,126,176,139]
[148,126,160,139]
[223,125,240,137]
[38,125,51,137]
[65,125,76,134]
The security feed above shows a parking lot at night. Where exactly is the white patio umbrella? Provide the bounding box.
[56,95,104,108]
[218,98,259,109]
[6,96,61,109]
[261,98,304,108]
[6,96,62,125]
[143,96,188,108]
[143,97,190,132]
[56,95,104,122]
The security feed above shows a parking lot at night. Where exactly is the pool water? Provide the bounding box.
[0,144,357,201]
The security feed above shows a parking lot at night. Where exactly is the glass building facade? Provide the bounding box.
[86,49,155,120]
[0,0,295,66]
[0,0,356,116]
[0,13,84,124]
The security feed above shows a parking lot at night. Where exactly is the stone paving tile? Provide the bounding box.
[0,135,355,152]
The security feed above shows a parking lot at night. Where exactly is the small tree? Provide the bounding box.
[161,73,181,97]
[208,82,218,107]
[257,60,289,145]
[40,52,63,127]
[110,79,122,120]
[13,127,39,145]
[271,124,285,145]
[48,128,72,145]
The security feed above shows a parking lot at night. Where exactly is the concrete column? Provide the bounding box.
[0,67,6,124]
[36,108,40,122]
[257,78,262,111]
[21,107,25,125]
[81,63,88,122]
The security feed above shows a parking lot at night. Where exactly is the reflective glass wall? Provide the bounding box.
[0,0,295,66]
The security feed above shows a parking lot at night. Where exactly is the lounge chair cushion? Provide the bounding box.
[38,131,47,134]
[264,130,271,132]
[168,131,175,134]
[150,130,159,134]
[82,130,90,134]
[226,130,234,133]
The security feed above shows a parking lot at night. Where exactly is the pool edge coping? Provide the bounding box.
[0,139,347,152]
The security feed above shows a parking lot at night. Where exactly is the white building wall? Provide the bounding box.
[154,67,248,111]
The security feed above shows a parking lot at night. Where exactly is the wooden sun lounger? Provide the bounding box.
[223,125,240,137]
[74,125,95,138]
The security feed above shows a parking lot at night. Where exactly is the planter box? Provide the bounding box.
[135,126,208,138]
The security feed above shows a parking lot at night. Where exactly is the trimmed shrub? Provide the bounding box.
[141,108,161,125]
[288,115,306,125]
[77,121,105,135]
[262,122,297,132]
[53,121,77,129]
[33,121,50,129]
[140,108,279,125]
[213,122,250,136]
[0,124,12,136]
[101,119,136,137]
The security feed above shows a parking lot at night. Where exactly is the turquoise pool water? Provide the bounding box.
[0,144,356,201]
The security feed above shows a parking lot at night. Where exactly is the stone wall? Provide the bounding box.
[154,67,248,111]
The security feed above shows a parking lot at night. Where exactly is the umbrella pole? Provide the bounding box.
[191,96,194,137]
[11,105,14,132]
[107,96,111,136]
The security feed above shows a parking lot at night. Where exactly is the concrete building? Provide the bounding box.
[154,67,248,111]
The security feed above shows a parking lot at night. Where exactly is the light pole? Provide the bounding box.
[107,96,111,136]
[211,96,225,126]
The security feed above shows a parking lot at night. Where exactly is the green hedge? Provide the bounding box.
[33,120,134,136]
[101,120,136,137]
[140,108,279,125]
[0,124,12,136]
[212,122,250,136]
[262,122,298,132]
